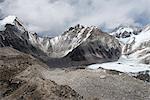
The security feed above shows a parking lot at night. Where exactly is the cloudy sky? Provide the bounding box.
[0,0,150,36]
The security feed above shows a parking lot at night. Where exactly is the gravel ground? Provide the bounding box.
[44,68,150,100]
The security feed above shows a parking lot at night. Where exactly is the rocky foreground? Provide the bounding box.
[0,47,82,100]
[44,68,150,100]
[0,47,150,100]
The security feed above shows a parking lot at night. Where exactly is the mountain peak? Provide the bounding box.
[65,24,98,34]
[0,15,26,32]
[111,24,142,39]
[0,15,17,25]
[0,15,16,31]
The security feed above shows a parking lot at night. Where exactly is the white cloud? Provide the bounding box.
[1,0,150,35]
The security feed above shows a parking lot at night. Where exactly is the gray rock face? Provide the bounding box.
[0,16,49,60]
[65,26,121,65]
[0,24,49,63]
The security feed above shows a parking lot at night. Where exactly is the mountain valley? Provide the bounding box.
[0,16,150,100]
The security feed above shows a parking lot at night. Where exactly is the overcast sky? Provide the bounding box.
[0,0,150,36]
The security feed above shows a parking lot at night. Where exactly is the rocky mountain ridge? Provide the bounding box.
[0,16,121,67]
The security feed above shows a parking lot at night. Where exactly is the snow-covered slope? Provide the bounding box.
[28,32,52,53]
[28,24,95,57]
[63,25,121,65]
[118,25,150,63]
[45,24,94,57]
[50,25,93,57]
[110,25,141,39]
[88,25,150,81]
[88,55,150,73]
[110,24,150,62]
[88,54,150,82]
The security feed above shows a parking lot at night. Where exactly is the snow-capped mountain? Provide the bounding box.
[110,25,142,39]
[110,24,150,59]
[0,15,150,81]
[0,16,26,32]
[88,24,150,81]
[61,24,121,64]
[49,24,94,58]
[0,16,48,61]
[29,24,122,66]
[29,24,121,59]
[0,16,121,67]
[112,25,150,64]
[49,24,121,59]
